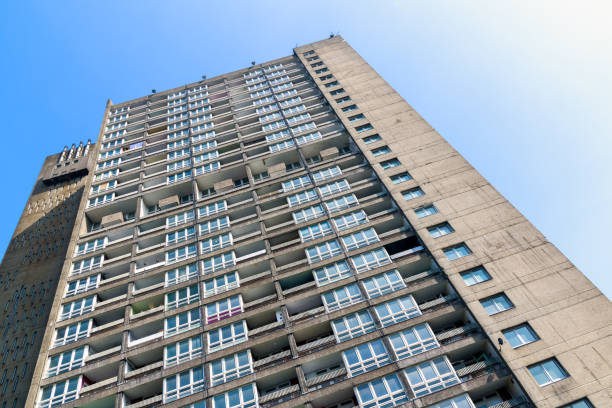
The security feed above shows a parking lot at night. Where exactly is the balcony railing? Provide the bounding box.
[253,350,292,371]
[259,384,301,408]
[306,366,347,391]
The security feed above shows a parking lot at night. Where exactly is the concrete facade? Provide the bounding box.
[3,37,608,408]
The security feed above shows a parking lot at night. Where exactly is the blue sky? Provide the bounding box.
[1,1,610,298]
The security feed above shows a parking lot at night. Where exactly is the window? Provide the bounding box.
[38,377,81,408]
[266,129,290,142]
[203,272,239,298]
[287,112,311,124]
[332,310,376,342]
[282,175,312,192]
[253,96,275,106]
[341,228,379,251]
[350,248,392,273]
[166,226,196,245]
[349,113,366,122]
[165,263,199,287]
[325,80,339,88]
[208,320,248,353]
[205,295,243,324]
[389,172,411,184]
[166,244,197,264]
[291,121,316,134]
[443,244,471,260]
[371,146,391,157]
[388,323,439,360]
[287,189,317,207]
[428,394,476,408]
[163,365,205,402]
[322,283,363,312]
[560,399,594,408]
[168,148,190,160]
[374,295,421,327]
[168,158,191,171]
[212,383,258,408]
[192,140,217,152]
[318,179,350,197]
[71,255,103,275]
[306,240,342,263]
[166,210,195,228]
[59,297,95,321]
[428,222,454,238]
[312,261,352,287]
[354,373,408,408]
[325,194,359,213]
[195,161,221,175]
[296,130,322,145]
[460,267,491,286]
[528,358,568,386]
[193,151,219,164]
[166,284,200,311]
[53,320,91,347]
[259,112,282,123]
[329,88,345,96]
[336,95,352,103]
[45,347,87,378]
[333,210,368,231]
[299,221,333,242]
[342,104,358,113]
[343,339,391,377]
[210,350,253,386]
[201,233,233,254]
[292,204,325,224]
[404,356,459,397]
[312,166,342,183]
[362,134,382,144]
[199,216,230,235]
[253,171,269,182]
[75,238,106,256]
[380,159,400,170]
[480,293,513,315]
[88,193,114,207]
[362,270,405,299]
[503,324,539,348]
[285,161,302,171]
[402,187,424,200]
[355,124,374,133]
[279,96,302,108]
[202,252,236,274]
[413,204,438,219]
[65,275,99,297]
[164,308,201,337]
[164,335,203,368]
[199,200,227,218]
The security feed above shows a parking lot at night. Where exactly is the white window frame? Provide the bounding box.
[205,295,243,324]
[318,179,350,198]
[211,383,259,408]
[165,263,199,287]
[354,374,408,408]
[45,346,88,378]
[164,308,202,338]
[427,394,476,408]
[163,365,206,403]
[332,210,368,231]
[331,310,376,343]
[165,244,198,264]
[374,295,421,327]
[65,275,100,298]
[266,129,290,142]
[193,150,219,164]
[282,175,312,192]
[166,226,196,245]
[203,272,240,298]
[404,356,459,397]
[299,221,333,242]
[202,251,236,274]
[388,323,439,360]
[210,350,254,386]
[341,228,379,251]
[200,232,233,254]
[165,284,200,311]
[199,216,230,235]
[198,200,227,218]
[312,261,352,287]
[322,283,363,312]
[269,139,294,152]
[167,148,190,160]
[324,194,358,213]
[53,320,92,348]
[342,339,391,377]
[88,193,114,207]
[59,296,96,321]
[350,248,391,273]
[287,189,317,207]
[292,204,325,224]
[306,239,342,264]
[207,320,248,353]
[38,376,82,408]
[164,335,203,368]
[166,210,195,228]
[362,270,406,299]
[168,169,193,184]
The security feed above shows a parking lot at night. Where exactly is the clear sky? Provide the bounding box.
[1,1,610,298]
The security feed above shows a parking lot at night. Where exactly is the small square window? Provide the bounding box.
[355,123,374,133]
[402,187,424,201]
[335,96,352,104]
[363,134,382,144]
[381,159,401,170]
[427,222,454,238]
[414,204,438,218]
[560,398,594,408]
[342,104,358,113]
[460,267,491,286]
[390,172,411,184]
[480,293,513,315]
[502,323,539,348]
[528,358,568,386]
[372,146,391,157]
[443,243,471,260]
[349,114,366,122]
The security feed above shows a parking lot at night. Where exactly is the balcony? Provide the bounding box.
[303,353,347,392]
[251,337,292,371]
